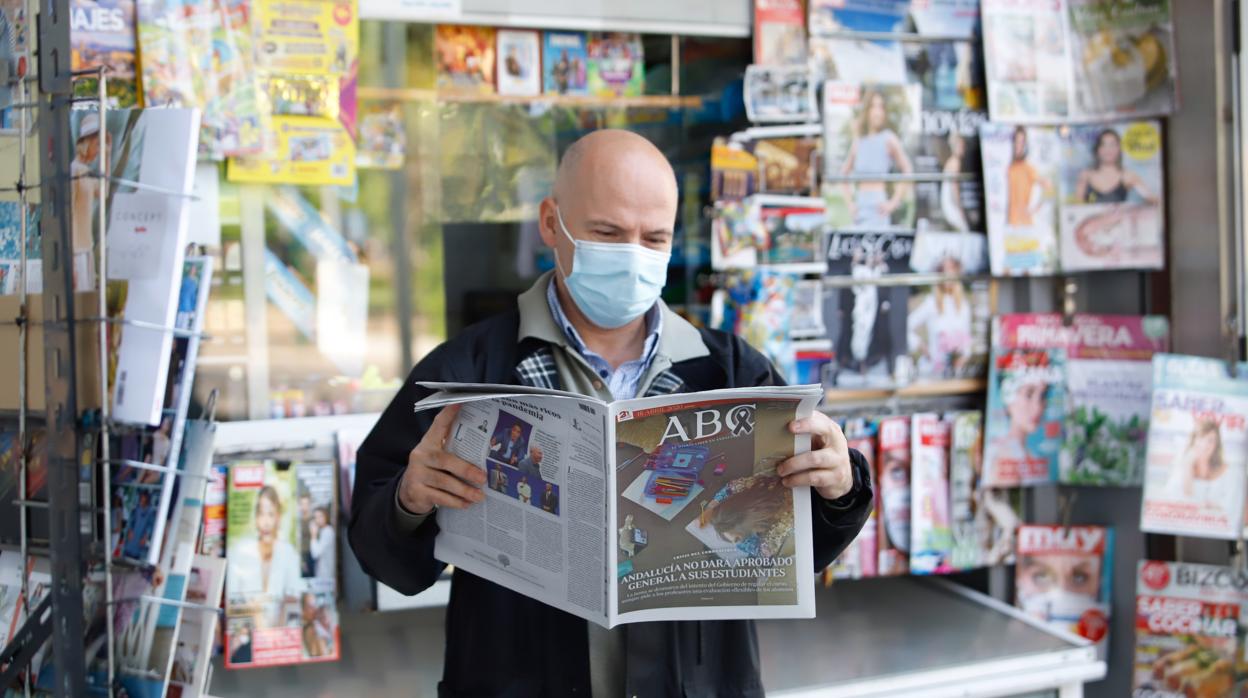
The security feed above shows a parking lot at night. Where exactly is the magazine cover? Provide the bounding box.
[0,202,41,295]
[225,460,340,668]
[68,108,200,426]
[0,0,32,130]
[435,25,495,95]
[70,0,140,107]
[808,0,907,83]
[0,429,47,547]
[496,29,540,97]
[905,279,990,383]
[168,555,226,698]
[755,0,806,66]
[587,32,643,97]
[983,314,1066,487]
[356,102,405,170]
[1141,354,1248,540]
[1133,560,1248,698]
[335,426,368,519]
[744,65,818,123]
[755,137,820,196]
[983,0,1176,122]
[1016,524,1113,655]
[790,279,826,340]
[542,31,588,95]
[824,230,911,387]
[828,419,878,580]
[877,416,911,576]
[1058,120,1165,271]
[199,463,227,557]
[822,81,921,230]
[1061,314,1170,486]
[711,137,758,202]
[227,115,357,186]
[711,200,762,271]
[908,229,988,275]
[980,122,1060,275]
[948,411,1021,569]
[910,413,952,575]
[758,199,825,272]
[739,270,798,383]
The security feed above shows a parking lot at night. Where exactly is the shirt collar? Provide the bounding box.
[544,275,662,364]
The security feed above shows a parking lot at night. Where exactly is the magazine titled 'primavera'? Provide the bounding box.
[418,382,823,627]
[1141,354,1248,540]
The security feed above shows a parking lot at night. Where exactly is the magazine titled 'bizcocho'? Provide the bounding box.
[416,382,822,627]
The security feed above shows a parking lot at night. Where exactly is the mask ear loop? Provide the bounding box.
[553,205,577,280]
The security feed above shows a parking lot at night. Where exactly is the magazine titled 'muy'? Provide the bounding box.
[417,382,823,627]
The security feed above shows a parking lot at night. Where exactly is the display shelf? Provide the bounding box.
[356,85,703,109]
[759,577,1105,698]
[823,378,986,405]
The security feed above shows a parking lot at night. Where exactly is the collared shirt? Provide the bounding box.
[544,278,663,401]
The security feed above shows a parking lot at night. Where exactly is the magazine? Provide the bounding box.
[755,0,806,66]
[198,463,227,558]
[982,0,1176,123]
[1016,524,1113,656]
[542,31,588,95]
[711,138,758,202]
[0,0,31,130]
[0,202,41,295]
[756,137,821,197]
[980,123,1060,276]
[0,429,48,547]
[1058,120,1165,271]
[356,102,405,170]
[790,279,826,340]
[435,25,494,95]
[808,1,907,83]
[910,413,952,575]
[1141,354,1248,540]
[1061,314,1169,486]
[983,314,1066,487]
[827,419,878,580]
[168,555,226,698]
[0,553,51,682]
[70,0,139,107]
[759,198,825,272]
[824,230,911,387]
[908,229,988,275]
[496,29,541,97]
[822,82,922,231]
[905,279,990,383]
[744,65,818,124]
[418,383,823,626]
[335,427,368,520]
[948,411,1021,569]
[68,108,201,426]
[587,33,643,97]
[876,416,910,576]
[225,460,340,667]
[711,200,762,271]
[1133,560,1248,698]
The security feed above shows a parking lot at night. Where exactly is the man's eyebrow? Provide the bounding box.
[584,219,625,231]
[647,227,674,237]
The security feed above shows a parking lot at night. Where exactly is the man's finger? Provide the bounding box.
[433,451,487,486]
[425,469,485,504]
[782,469,838,491]
[422,404,463,447]
[775,450,829,478]
[424,487,477,510]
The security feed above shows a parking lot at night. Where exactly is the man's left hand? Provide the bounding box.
[778,411,854,502]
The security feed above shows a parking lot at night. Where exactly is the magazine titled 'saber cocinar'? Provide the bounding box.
[417,382,822,627]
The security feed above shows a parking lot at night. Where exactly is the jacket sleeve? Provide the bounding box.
[347,352,449,596]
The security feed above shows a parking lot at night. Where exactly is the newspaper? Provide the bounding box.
[418,382,823,628]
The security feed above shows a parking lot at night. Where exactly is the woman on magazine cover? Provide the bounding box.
[988,371,1050,472]
[941,132,970,231]
[1016,545,1102,624]
[227,485,301,606]
[906,257,973,377]
[840,88,914,228]
[1005,127,1054,228]
[1075,129,1159,205]
[1162,417,1237,516]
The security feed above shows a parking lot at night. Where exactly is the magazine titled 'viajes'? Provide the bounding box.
[418,383,823,627]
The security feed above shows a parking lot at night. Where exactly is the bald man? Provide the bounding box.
[349,130,872,698]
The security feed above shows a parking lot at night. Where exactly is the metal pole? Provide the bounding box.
[95,67,115,698]
[15,57,31,698]
[35,0,88,689]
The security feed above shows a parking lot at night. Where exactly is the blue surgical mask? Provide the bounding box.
[554,206,670,329]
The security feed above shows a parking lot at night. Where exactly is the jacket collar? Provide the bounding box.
[516,271,710,364]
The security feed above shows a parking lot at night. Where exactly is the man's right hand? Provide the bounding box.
[398,404,487,515]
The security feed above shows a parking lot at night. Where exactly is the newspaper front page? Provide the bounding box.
[419,383,822,627]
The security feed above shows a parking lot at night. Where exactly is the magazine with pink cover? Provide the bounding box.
[876,416,911,576]
[910,413,952,575]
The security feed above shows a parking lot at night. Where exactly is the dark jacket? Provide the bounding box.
[349,307,873,698]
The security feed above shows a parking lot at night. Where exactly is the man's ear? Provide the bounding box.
[537,197,559,249]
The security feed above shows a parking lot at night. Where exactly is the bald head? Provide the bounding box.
[553,130,678,203]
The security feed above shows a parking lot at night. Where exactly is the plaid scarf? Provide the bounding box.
[514,345,686,398]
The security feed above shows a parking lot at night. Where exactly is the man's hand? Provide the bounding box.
[777,411,854,502]
[399,404,486,515]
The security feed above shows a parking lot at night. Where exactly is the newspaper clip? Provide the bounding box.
[1060,277,1078,327]
[1057,490,1078,535]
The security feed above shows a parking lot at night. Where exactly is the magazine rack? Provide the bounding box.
[0,7,217,692]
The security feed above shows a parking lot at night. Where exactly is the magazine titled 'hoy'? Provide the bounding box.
[418,383,823,627]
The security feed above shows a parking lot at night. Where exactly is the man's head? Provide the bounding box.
[529,445,543,463]
[539,130,679,329]
[509,424,523,440]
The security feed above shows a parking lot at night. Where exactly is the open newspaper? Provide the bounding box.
[417,382,823,628]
